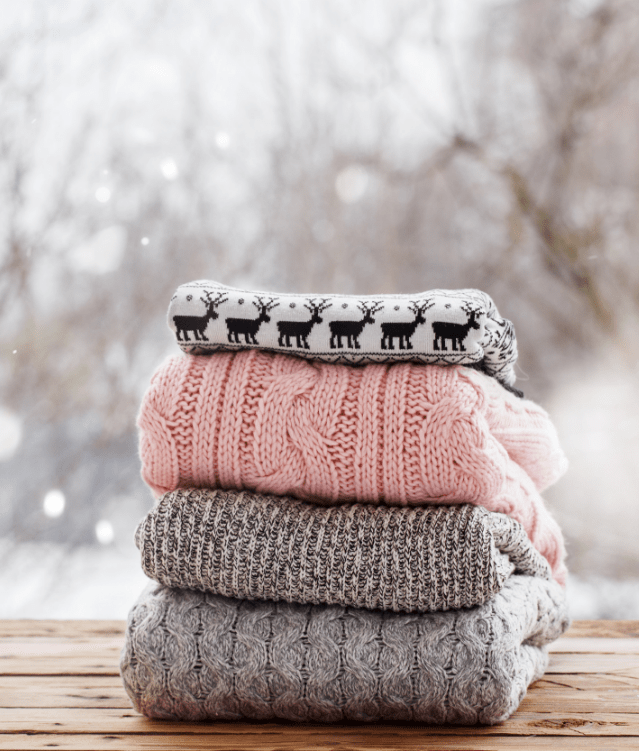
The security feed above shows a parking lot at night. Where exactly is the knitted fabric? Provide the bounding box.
[137,352,568,583]
[168,280,519,391]
[136,489,551,613]
[120,575,570,725]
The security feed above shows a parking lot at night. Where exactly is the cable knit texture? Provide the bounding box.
[136,489,551,613]
[137,352,567,583]
[120,576,570,725]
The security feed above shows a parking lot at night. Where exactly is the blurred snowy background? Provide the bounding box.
[1,0,638,619]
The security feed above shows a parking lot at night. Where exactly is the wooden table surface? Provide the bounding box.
[1,619,638,750]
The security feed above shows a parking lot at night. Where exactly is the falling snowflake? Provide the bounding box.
[160,159,179,180]
[215,132,231,149]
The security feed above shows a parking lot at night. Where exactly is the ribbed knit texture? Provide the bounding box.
[137,352,567,583]
[120,575,570,725]
[136,489,551,613]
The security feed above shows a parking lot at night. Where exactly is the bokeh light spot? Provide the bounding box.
[95,520,115,545]
[160,158,179,180]
[95,187,111,203]
[43,490,65,518]
[335,166,369,204]
[0,407,22,460]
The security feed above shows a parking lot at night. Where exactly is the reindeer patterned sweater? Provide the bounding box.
[167,280,520,393]
[138,351,567,583]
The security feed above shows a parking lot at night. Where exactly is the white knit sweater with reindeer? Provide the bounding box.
[167,280,520,392]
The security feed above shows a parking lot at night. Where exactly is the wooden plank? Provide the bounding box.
[1,708,639,736]
[1,675,637,714]
[2,620,637,639]
[0,638,123,676]
[0,622,126,639]
[3,634,638,664]
[5,673,639,713]
[534,673,639,690]
[0,638,123,656]
[549,638,639,654]
[0,657,119,676]
[2,732,639,751]
[0,637,123,676]
[2,619,638,751]
[521,677,639,713]
[547,652,639,674]
[4,653,636,677]
[3,651,638,677]
[14,636,639,660]
[6,636,639,658]
[563,621,639,638]
[0,677,131,709]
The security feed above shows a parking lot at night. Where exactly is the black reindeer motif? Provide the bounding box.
[381,300,434,350]
[173,291,229,342]
[277,298,332,349]
[329,301,384,349]
[225,296,280,345]
[432,302,482,352]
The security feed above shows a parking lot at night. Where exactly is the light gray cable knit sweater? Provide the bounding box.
[135,489,551,613]
[120,575,569,725]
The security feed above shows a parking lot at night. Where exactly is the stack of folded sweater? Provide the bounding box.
[120,281,570,725]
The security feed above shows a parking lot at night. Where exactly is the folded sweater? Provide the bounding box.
[138,352,567,582]
[167,280,520,392]
[120,575,569,725]
[136,489,551,613]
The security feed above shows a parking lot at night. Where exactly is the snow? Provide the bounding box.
[0,539,150,619]
[567,575,639,620]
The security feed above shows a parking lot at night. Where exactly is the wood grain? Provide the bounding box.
[1,708,639,736]
[3,673,639,713]
[0,657,120,676]
[3,733,639,750]
[548,637,639,653]
[6,651,637,677]
[0,677,131,708]
[0,621,126,638]
[547,653,639,674]
[1,620,638,750]
[563,621,639,638]
[2,620,638,639]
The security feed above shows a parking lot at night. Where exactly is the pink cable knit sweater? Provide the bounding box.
[138,351,568,583]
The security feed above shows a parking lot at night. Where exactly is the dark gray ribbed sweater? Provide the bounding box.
[135,489,551,613]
